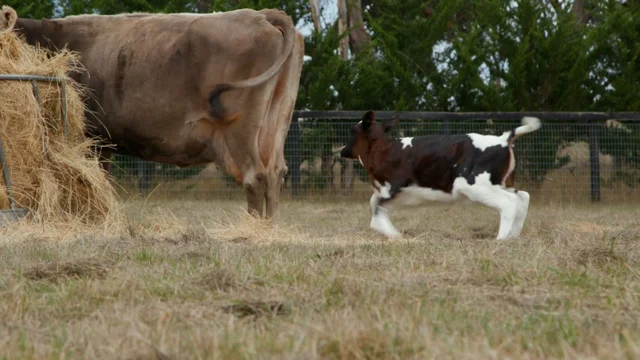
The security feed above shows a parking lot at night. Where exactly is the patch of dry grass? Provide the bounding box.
[24,258,111,281]
[0,200,639,359]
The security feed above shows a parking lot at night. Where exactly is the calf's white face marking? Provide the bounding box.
[467,132,510,151]
[358,155,364,166]
[400,137,413,149]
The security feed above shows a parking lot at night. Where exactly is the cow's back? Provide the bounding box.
[52,10,289,165]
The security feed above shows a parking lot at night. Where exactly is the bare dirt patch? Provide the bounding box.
[24,258,111,281]
[221,301,290,318]
[191,267,240,292]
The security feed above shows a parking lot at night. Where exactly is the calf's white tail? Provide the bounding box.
[514,116,542,136]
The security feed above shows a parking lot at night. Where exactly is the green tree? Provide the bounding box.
[13,0,639,189]
[3,0,54,18]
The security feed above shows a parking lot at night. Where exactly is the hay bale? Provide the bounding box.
[0,26,119,224]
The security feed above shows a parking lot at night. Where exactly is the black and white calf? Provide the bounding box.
[339,111,542,240]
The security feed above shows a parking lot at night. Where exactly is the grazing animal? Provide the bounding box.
[339,111,542,240]
[1,5,304,220]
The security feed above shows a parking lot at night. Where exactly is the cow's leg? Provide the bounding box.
[369,193,401,238]
[221,134,266,218]
[215,113,267,218]
[458,183,519,240]
[225,23,303,220]
[264,41,304,220]
[244,166,267,218]
[265,158,286,220]
[508,190,530,238]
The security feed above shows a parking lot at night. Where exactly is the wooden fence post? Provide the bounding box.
[289,113,302,196]
[588,121,601,202]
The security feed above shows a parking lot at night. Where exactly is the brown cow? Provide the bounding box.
[0,5,304,220]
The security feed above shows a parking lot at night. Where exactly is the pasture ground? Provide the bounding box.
[0,199,639,359]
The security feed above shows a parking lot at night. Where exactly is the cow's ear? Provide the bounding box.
[361,110,375,130]
[383,114,400,133]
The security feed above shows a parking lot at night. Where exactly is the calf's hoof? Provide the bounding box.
[496,234,518,241]
[370,225,402,238]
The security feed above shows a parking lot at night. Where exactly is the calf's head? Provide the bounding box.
[340,111,399,160]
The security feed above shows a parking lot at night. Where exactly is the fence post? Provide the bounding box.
[289,113,302,196]
[588,121,601,202]
[441,120,451,135]
[137,160,153,194]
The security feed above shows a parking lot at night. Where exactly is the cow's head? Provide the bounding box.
[340,111,399,160]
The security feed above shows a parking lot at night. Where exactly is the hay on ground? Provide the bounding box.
[0,22,119,225]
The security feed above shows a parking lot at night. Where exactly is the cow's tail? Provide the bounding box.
[1,6,17,33]
[208,11,296,124]
[507,116,541,145]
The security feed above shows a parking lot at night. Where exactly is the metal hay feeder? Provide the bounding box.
[0,74,68,226]
[0,135,28,226]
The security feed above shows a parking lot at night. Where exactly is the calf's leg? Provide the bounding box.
[369,193,401,238]
[508,190,530,238]
[458,183,519,240]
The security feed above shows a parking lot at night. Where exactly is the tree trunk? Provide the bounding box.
[340,158,355,195]
[347,0,371,54]
[571,0,590,26]
[337,0,355,194]
[309,0,321,32]
[337,0,349,59]
[196,0,210,13]
[549,0,591,27]
[321,155,335,190]
[336,0,372,194]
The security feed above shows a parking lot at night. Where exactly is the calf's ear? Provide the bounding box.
[383,114,400,133]
[361,110,375,130]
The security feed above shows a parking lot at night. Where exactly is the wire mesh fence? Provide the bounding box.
[109,112,640,204]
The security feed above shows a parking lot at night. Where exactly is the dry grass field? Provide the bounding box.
[0,199,639,359]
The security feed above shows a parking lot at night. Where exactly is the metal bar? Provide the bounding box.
[441,120,451,135]
[0,74,62,82]
[588,121,601,202]
[60,82,68,138]
[0,136,18,210]
[293,110,640,121]
[31,80,40,103]
[0,74,68,214]
[0,74,68,138]
[288,113,302,196]
[31,80,48,155]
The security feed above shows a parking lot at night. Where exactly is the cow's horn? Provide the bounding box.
[1,6,17,33]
